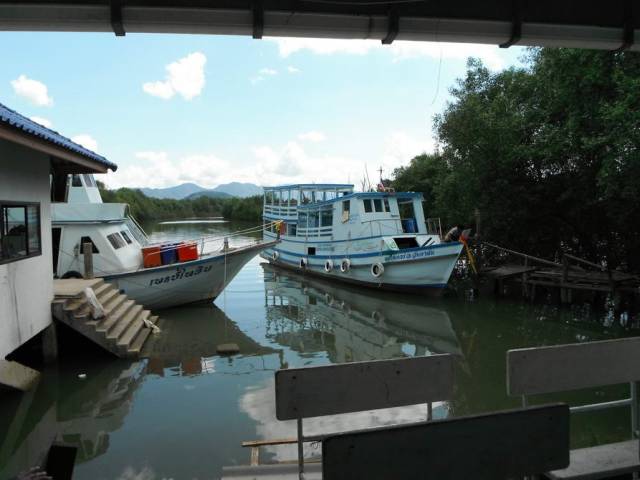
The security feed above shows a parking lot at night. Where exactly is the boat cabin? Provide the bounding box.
[263,184,441,244]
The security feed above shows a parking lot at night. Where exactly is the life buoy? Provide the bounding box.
[340,259,351,273]
[299,258,308,269]
[371,262,385,278]
[324,260,333,272]
[271,250,279,261]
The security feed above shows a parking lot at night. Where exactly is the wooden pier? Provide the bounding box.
[481,243,640,306]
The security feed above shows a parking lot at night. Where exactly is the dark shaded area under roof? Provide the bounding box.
[0,1,636,51]
[0,102,117,171]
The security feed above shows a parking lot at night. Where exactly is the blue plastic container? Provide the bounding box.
[160,243,178,265]
[402,218,417,233]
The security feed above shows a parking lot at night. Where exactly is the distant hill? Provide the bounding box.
[140,182,205,199]
[185,190,233,200]
[215,182,263,198]
[139,182,262,199]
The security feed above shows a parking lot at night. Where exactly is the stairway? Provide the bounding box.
[52,278,159,359]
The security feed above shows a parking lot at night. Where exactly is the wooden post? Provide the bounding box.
[42,322,58,364]
[522,257,529,299]
[474,208,481,239]
[223,237,229,252]
[83,242,94,279]
[561,256,569,304]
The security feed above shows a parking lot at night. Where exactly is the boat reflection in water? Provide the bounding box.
[0,360,145,480]
[238,264,463,464]
[144,305,281,377]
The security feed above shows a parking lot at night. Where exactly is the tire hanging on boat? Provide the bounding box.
[324,260,333,272]
[271,250,279,261]
[371,262,385,278]
[340,259,351,273]
[299,258,308,269]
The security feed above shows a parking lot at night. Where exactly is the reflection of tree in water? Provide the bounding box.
[0,360,145,479]
[262,264,462,363]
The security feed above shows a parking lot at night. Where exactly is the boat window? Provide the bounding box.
[374,199,383,212]
[120,231,133,244]
[384,198,390,212]
[0,202,41,263]
[308,210,319,228]
[282,190,290,206]
[320,208,333,227]
[342,200,350,222]
[308,247,316,256]
[290,189,299,206]
[273,191,281,206]
[298,211,308,229]
[80,236,100,253]
[363,199,373,213]
[265,191,273,205]
[394,237,419,249]
[301,190,312,204]
[83,174,96,187]
[287,223,297,236]
[106,232,126,249]
[71,174,83,187]
[326,191,336,201]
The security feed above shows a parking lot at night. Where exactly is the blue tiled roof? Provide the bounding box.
[0,102,117,171]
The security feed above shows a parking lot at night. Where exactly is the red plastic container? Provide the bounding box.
[142,246,162,268]
[177,242,199,262]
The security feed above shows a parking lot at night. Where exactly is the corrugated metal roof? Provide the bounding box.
[0,102,117,171]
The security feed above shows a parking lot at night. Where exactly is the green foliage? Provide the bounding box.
[97,182,263,223]
[392,49,640,270]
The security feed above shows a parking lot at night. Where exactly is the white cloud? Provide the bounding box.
[105,151,230,189]
[259,68,278,76]
[298,131,326,143]
[30,116,52,129]
[381,131,435,173]
[71,134,99,153]
[11,75,53,106]
[250,76,264,85]
[287,66,301,74]
[266,38,507,70]
[143,52,206,100]
[104,132,434,190]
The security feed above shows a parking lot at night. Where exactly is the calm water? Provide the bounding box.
[0,222,636,479]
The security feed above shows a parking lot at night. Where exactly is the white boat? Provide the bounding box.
[260,183,462,294]
[51,174,275,309]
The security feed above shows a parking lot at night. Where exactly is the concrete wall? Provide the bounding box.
[0,139,53,360]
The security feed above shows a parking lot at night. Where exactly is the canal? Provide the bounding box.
[0,220,636,479]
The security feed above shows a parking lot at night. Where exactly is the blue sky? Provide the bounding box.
[0,32,524,188]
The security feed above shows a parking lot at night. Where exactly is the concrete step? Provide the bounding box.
[106,304,143,341]
[96,299,136,333]
[53,281,159,359]
[117,311,151,356]
[127,322,154,358]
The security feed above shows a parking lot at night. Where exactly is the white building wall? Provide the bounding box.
[0,139,53,360]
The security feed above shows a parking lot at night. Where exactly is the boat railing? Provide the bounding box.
[263,205,298,217]
[296,226,332,238]
[125,214,150,246]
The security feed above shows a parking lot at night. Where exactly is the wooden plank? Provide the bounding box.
[548,440,640,479]
[484,265,538,279]
[275,355,454,420]
[508,337,640,396]
[242,438,297,447]
[322,404,570,480]
[250,447,259,466]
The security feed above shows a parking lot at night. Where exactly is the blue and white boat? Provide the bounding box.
[260,184,463,294]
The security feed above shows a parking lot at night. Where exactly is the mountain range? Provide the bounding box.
[139,182,263,200]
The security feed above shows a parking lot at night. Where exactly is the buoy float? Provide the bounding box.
[371,262,385,278]
[340,259,351,273]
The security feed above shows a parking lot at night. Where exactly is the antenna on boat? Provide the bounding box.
[364,164,372,191]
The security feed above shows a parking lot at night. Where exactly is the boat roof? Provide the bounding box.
[297,191,423,209]
[264,184,354,191]
[0,101,117,171]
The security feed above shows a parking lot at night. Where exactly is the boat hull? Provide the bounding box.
[260,241,463,295]
[104,242,271,310]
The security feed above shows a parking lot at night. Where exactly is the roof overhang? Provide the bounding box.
[0,122,115,174]
[0,1,637,51]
